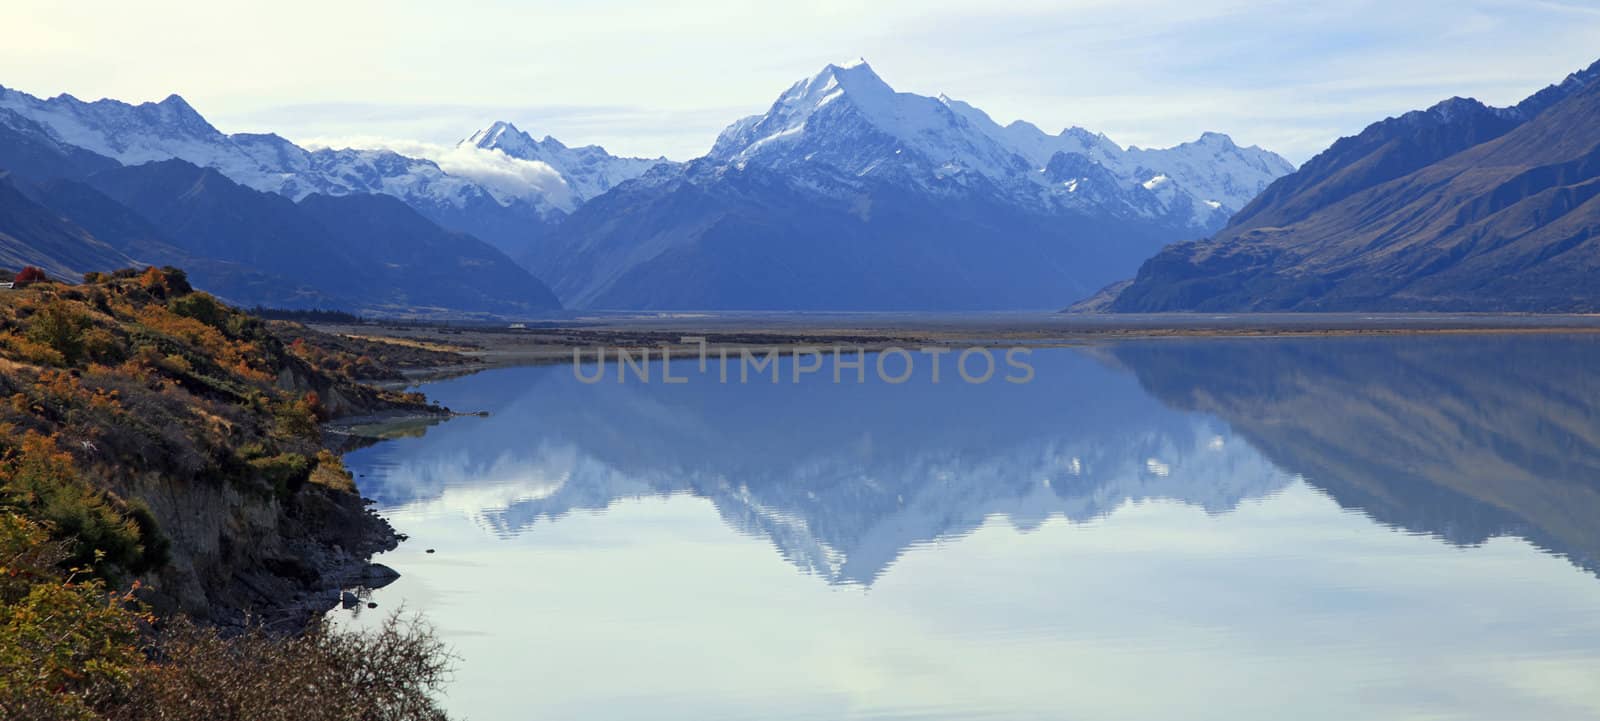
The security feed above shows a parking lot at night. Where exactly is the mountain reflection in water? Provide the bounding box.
[1109,334,1600,578]
[341,336,1600,721]
[351,335,1600,582]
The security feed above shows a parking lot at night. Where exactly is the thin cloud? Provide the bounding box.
[303,135,578,211]
[230,103,741,162]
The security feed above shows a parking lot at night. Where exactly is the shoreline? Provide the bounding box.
[308,314,1600,379]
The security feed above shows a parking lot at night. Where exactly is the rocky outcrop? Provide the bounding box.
[111,467,400,631]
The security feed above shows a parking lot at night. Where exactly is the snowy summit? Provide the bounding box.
[709,60,1294,229]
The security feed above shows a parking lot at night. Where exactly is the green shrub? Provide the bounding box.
[23,302,92,366]
[80,327,124,365]
[0,514,147,721]
[167,294,226,330]
[157,267,192,296]
[0,433,152,573]
[123,501,169,573]
[249,452,312,497]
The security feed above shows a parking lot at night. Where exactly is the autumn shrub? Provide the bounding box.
[308,449,357,493]
[273,392,324,440]
[303,390,328,421]
[131,301,274,385]
[0,331,66,366]
[12,266,48,287]
[136,305,225,354]
[137,267,168,299]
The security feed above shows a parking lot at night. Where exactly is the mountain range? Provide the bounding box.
[0,62,1292,313]
[9,57,1600,314]
[0,83,672,263]
[532,60,1293,310]
[30,58,1600,315]
[1087,58,1600,312]
[0,108,561,314]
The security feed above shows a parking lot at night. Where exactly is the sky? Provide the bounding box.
[3,0,1599,164]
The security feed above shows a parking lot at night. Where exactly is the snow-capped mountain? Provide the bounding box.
[0,85,548,214]
[709,60,1035,186]
[710,59,1294,230]
[0,84,661,259]
[0,84,563,314]
[464,121,672,210]
[532,60,1296,309]
[0,106,121,182]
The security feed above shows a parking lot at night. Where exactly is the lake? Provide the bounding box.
[337,335,1600,720]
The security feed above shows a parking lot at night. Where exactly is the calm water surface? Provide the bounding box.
[337,336,1600,720]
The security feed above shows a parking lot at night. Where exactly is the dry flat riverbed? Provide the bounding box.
[311,311,1600,375]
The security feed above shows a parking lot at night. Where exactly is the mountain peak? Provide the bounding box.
[707,59,919,165]
[1060,126,1109,141]
[158,93,192,109]
[466,120,529,149]
[706,60,1293,227]
[149,93,214,130]
[1415,96,1495,124]
[457,120,668,207]
[486,119,521,134]
[808,57,892,98]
